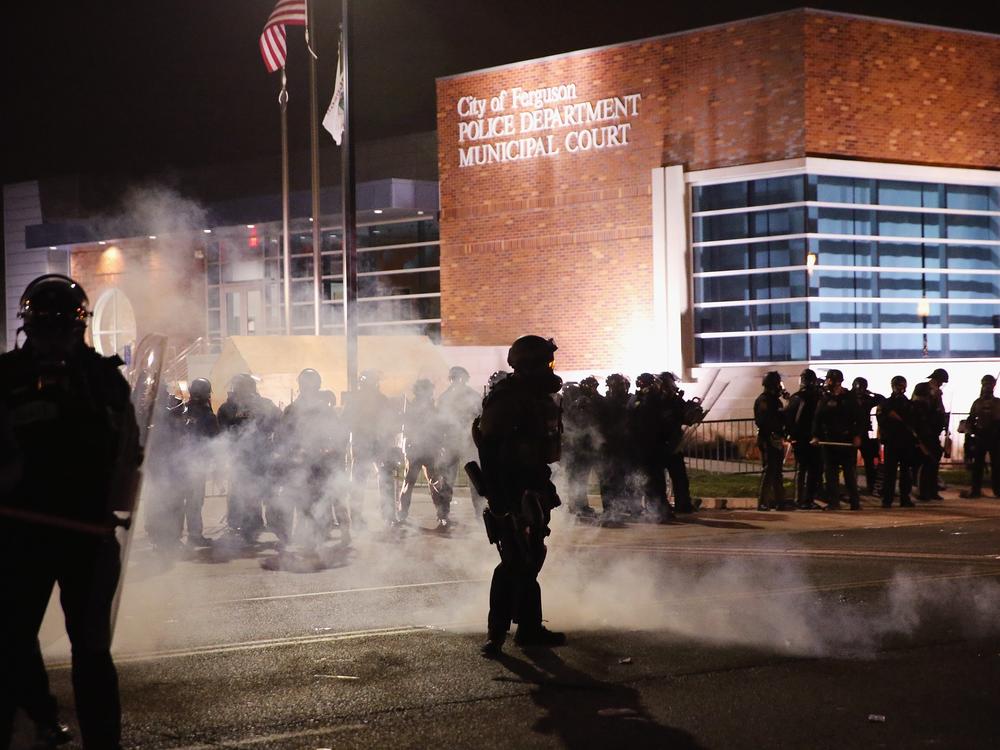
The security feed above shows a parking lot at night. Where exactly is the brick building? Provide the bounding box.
[436,8,1000,391]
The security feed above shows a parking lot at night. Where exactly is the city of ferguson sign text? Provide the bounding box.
[455,83,641,168]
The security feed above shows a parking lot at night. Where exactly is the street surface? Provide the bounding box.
[15,489,1000,749]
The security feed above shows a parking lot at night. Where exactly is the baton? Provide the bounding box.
[814,440,855,447]
[0,506,123,536]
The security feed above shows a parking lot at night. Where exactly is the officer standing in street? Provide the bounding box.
[911,378,946,501]
[343,370,400,529]
[754,372,791,511]
[560,376,602,518]
[217,374,281,544]
[1,275,140,750]
[397,379,451,529]
[658,372,697,514]
[812,369,863,511]
[176,378,219,548]
[851,377,885,495]
[628,373,674,522]
[278,369,350,548]
[960,375,1000,499]
[436,366,483,516]
[474,336,566,657]
[877,376,918,508]
[599,373,635,517]
[784,369,823,509]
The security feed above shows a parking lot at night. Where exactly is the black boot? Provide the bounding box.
[514,625,567,647]
[480,631,505,658]
[35,720,73,747]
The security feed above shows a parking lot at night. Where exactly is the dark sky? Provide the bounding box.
[3,0,998,186]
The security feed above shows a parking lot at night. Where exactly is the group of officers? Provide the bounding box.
[145,363,486,552]
[753,366,1000,511]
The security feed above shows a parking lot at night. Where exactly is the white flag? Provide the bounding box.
[322,34,345,145]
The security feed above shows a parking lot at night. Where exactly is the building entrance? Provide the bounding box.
[221,282,265,337]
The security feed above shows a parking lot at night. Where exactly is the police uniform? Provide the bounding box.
[911,382,945,501]
[812,377,863,510]
[784,375,822,509]
[598,376,636,516]
[343,374,400,527]
[1,275,139,750]
[176,386,220,545]
[560,379,602,516]
[435,370,484,515]
[876,386,917,507]
[963,378,1000,498]
[397,382,450,526]
[754,375,788,510]
[851,381,885,494]
[477,336,565,656]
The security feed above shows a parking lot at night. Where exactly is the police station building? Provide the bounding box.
[3,9,999,411]
[435,8,1000,408]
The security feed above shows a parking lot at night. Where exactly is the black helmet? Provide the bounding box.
[487,370,510,389]
[579,376,599,392]
[230,373,258,399]
[928,368,949,383]
[890,375,907,389]
[982,374,997,387]
[826,369,844,384]
[852,376,868,390]
[189,377,212,400]
[799,369,818,387]
[507,335,557,374]
[606,373,630,390]
[298,368,322,392]
[636,372,657,390]
[413,378,434,395]
[762,371,783,390]
[448,366,470,383]
[18,274,91,336]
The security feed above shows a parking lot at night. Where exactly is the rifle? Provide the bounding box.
[465,460,538,567]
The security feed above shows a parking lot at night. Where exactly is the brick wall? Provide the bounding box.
[436,9,999,370]
[70,238,205,359]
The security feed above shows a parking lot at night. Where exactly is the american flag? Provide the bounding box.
[259,0,307,73]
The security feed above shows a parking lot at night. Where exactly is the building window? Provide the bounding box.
[92,288,137,360]
[691,165,1000,364]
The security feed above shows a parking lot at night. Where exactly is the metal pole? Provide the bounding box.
[280,68,292,336]
[307,1,323,336]
[341,0,359,390]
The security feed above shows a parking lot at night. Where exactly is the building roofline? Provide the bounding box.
[435,7,998,83]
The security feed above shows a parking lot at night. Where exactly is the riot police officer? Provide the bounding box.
[217,374,281,544]
[754,372,790,511]
[561,376,602,518]
[436,366,484,515]
[343,370,400,528]
[657,372,697,514]
[398,379,450,528]
[784,369,823,509]
[1,274,140,750]
[851,377,885,495]
[876,376,918,508]
[277,369,350,548]
[176,378,219,547]
[598,373,635,516]
[475,336,565,657]
[628,373,674,522]
[812,369,863,510]
[912,378,946,501]
[960,375,1000,499]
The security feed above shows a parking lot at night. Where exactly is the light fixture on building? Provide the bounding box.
[373,209,383,214]
[417,210,425,215]
[203,229,212,234]
[309,217,314,222]
[917,298,931,318]
[99,240,107,245]
[246,224,255,229]
[148,235,157,240]
[49,246,57,250]
[806,252,817,269]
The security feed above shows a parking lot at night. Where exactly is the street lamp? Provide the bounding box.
[917,297,931,357]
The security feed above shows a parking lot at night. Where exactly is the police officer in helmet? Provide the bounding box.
[1,275,140,749]
[960,374,1000,499]
[475,335,565,657]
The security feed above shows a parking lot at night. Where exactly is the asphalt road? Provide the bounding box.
[14,489,1000,749]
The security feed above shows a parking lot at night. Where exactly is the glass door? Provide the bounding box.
[221,282,266,337]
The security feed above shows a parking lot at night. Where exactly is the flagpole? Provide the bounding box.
[279,68,292,336]
[341,0,359,391]
[306,0,322,336]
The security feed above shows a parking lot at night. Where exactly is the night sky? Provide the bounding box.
[3,1,998,187]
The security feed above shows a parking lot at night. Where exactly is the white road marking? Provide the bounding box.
[209,577,487,605]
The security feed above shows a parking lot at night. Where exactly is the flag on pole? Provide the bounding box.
[259,0,307,73]
[322,31,345,144]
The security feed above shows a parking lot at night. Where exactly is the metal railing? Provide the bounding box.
[680,412,973,475]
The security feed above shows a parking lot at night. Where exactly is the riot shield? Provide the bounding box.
[110,333,168,637]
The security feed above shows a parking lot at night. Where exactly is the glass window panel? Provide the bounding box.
[207,287,220,309]
[323,281,344,302]
[878,304,939,327]
[811,271,874,297]
[942,274,999,299]
[357,220,439,248]
[945,214,997,241]
[877,211,924,238]
[207,309,220,333]
[290,256,314,278]
[207,264,220,285]
[692,182,748,212]
[357,244,440,272]
[948,332,1000,358]
[878,180,924,207]
[877,333,937,359]
[290,280,313,303]
[206,243,220,263]
[748,176,804,206]
[812,175,873,204]
[321,252,343,277]
[945,185,993,212]
[945,304,1000,327]
[946,244,1000,270]
[875,272,939,298]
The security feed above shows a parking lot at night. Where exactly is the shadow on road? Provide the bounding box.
[494,648,704,749]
